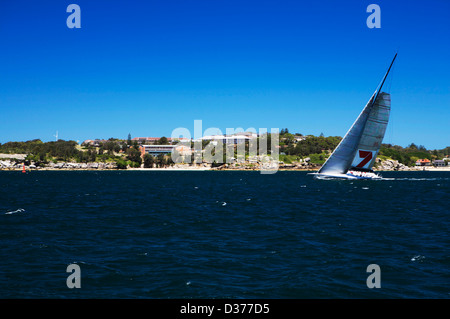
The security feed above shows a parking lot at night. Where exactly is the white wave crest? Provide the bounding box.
[5,208,26,215]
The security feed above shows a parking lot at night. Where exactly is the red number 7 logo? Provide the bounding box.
[356,150,373,168]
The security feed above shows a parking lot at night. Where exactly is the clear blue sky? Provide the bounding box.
[1,0,449,149]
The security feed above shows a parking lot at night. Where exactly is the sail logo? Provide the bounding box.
[352,150,374,169]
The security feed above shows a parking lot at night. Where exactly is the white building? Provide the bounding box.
[195,132,257,145]
[140,144,192,157]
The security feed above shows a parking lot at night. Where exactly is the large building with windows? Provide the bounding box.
[139,145,175,157]
[196,132,258,145]
[139,144,192,157]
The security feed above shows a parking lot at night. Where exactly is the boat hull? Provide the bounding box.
[309,172,382,180]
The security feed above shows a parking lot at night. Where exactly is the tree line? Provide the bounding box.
[378,143,450,166]
[0,139,141,167]
[1,133,448,168]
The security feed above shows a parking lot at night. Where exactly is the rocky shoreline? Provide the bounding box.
[372,158,449,171]
[0,160,118,170]
[0,157,448,172]
[374,158,410,171]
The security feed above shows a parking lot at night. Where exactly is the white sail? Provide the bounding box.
[318,92,377,175]
[316,54,397,179]
[349,92,390,170]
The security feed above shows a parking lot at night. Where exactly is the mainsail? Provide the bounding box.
[318,54,396,176]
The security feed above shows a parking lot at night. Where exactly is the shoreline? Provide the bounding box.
[2,167,450,172]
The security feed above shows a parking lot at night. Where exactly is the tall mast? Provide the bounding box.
[373,53,397,103]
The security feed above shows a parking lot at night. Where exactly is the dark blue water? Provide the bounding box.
[0,171,449,298]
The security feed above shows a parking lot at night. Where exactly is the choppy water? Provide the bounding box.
[0,171,449,298]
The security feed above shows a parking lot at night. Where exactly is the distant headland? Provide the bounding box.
[1,129,449,172]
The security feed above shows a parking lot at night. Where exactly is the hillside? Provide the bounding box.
[0,132,448,170]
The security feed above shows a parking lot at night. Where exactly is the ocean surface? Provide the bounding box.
[0,170,449,299]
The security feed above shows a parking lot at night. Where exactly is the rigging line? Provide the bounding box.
[388,101,394,146]
[387,52,397,145]
[372,53,397,111]
[386,56,397,93]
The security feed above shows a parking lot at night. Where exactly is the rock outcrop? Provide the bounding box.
[375,158,410,171]
[0,159,117,170]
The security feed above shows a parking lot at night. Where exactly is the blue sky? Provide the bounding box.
[1,0,449,149]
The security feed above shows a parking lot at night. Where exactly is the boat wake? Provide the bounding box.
[379,177,450,181]
[312,175,449,182]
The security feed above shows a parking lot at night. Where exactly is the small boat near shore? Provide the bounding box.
[312,54,397,180]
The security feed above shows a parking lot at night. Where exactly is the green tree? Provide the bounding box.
[116,159,128,169]
[88,149,96,162]
[280,128,289,135]
[127,147,142,165]
[156,154,165,167]
[283,133,295,146]
[143,153,155,168]
[167,154,174,166]
[158,136,169,145]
